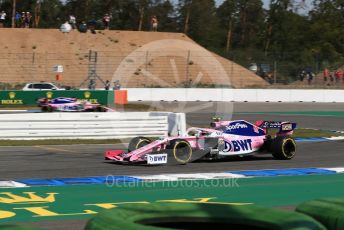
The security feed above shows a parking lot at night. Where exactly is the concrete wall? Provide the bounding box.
[125,88,344,103]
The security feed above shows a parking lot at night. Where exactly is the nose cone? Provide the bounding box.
[105,150,125,159]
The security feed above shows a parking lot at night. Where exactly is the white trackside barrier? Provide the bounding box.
[126,88,344,102]
[0,112,186,140]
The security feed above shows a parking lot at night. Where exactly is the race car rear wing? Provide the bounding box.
[255,120,297,134]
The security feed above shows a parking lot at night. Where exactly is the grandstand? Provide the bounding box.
[0,28,268,88]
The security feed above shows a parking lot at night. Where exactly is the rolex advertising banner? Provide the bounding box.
[0,90,114,106]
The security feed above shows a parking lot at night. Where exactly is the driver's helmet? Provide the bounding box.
[212,116,222,122]
[187,129,201,137]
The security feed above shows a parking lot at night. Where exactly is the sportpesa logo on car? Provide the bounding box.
[226,123,248,131]
[223,139,253,152]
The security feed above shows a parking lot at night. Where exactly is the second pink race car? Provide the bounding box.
[37,97,115,112]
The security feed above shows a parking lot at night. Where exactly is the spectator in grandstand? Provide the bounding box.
[88,18,97,34]
[113,80,121,90]
[21,12,25,27]
[323,67,330,84]
[24,12,32,28]
[334,67,343,85]
[78,21,88,33]
[105,80,110,90]
[329,72,334,84]
[60,21,72,33]
[69,15,76,29]
[102,13,111,30]
[0,10,6,28]
[266,72,274,84]
[151,16,158,32]
[307,72,314,85]
[15,11,21,28]
[298,69,306,82]
[303,67,314,85]
[88,79,96,90]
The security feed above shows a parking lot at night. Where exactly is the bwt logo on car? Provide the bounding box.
[149,155,167,162]
[223,139,253,152]
[226,123,248,131]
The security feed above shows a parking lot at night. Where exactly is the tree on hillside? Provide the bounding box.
[38,0,63,28]
[178,0,192,34]
[217,0,236,52]
[106,1,139,30]
[217,0,264,53]
[147,0,176,32]
[238,0,265,47]
[137,0,150,31]
[258,0,312,81]
[11,0,16,28]
[177,0,220,48]
[33,0,42,27]
[63,0,103,22]
[265,0,300,55]
[308,0,344,68]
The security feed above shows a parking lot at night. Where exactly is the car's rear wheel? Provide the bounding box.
[271,136,296,160]
[167,139,193,165]
[41,106,48,112]
[96,106,106,112]
[128,136,152,152]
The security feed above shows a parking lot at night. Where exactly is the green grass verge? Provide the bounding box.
[0,129,341,146]
[293,129,343,138]
[266,128,343,138]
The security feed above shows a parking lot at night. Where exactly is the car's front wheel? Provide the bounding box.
[128,136,152,152]
[167,139,193,165]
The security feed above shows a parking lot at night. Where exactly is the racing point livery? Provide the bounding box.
[37,97,114,112]
[105,119,297,165]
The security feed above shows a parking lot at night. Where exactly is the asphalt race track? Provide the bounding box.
[0,102,343,181]
[1,102,344,230]
[0,140,343,180]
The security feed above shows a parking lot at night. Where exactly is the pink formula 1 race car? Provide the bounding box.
[37,97,115,112]
[105,119,297,165]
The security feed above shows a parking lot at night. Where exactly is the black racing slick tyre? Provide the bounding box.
[167,139,193,165]
[271,136,296,160]
[41,106,48,112]
[85,203,325,230]
[296,197,344,230]
[128,136,152,152]
[96,106,106,112]
[42,106,53,112]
